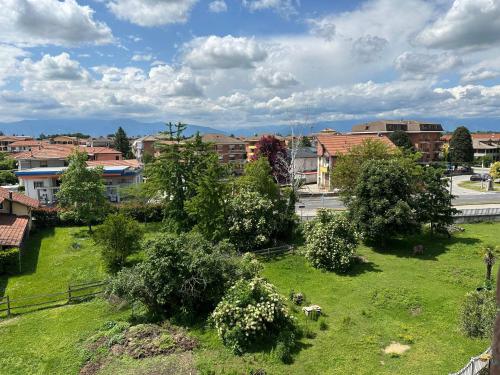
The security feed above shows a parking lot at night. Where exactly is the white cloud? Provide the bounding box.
[132,53,154,62]
[20,53,90,81]
[395,51,463,79]
[461,68,500,83]
[416,0,500,50]
[183,35,268,69]
[0,44,28,86]
[351,35,388,63]
[254,67,298,88]
[209,0,227,13]
[242,0,298,17]
[307,16,336,41]
[0,0,113,46]
[147,65,204,97]
[107,0,198,27]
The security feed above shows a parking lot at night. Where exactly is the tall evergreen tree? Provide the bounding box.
[114,126,132,158]
[56,151,108,232]
[389,130,414,151]
[449,126,474,165]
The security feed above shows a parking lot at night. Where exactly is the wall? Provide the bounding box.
[19,159,66,170]
[93,153,122,161]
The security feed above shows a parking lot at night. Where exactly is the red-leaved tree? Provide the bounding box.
[252,135,288,183]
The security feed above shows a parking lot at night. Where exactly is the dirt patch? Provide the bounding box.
[383,342,410,355]
[80,322,198,375]
[0,317,19,327]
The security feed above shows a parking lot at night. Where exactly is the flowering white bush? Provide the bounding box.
[304,209,357,271]
[211,277,296,355]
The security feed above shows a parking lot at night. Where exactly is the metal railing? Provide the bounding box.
[450,347,491,375]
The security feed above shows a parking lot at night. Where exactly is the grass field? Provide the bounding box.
[0,222,498,374]
[458,180,500,192]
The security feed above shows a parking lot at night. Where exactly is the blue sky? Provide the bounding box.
[1,0,500,131]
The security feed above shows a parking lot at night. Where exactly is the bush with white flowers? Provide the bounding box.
[304,209,358,272]
[211,277,296,355]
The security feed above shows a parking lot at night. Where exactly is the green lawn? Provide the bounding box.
[458,180,500,192]
[0,222,498,375]
[195,222,499,375]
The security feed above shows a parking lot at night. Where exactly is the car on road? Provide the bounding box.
[470,174,482,181]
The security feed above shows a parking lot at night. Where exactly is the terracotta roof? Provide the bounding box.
[0,187,40,208]
[87,159,141,168]
[12,144,121,160]
[316,134,396,156]
[201,133,245,145]
[442,133,500,142]
[0,214,30,247]
[81,146,121,155]
[0,136,33,142]
[9,140,47,147]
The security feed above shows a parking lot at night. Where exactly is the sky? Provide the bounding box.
[1,0,500,130]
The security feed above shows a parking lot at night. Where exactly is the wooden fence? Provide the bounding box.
[251,245,293,257]
[0,280,107,318]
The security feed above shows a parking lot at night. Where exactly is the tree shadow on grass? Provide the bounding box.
[368,232,481,261]
[343,257,382,277]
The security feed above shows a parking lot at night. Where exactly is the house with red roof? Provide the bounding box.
[316,134,396,190]
[0,187,39,248]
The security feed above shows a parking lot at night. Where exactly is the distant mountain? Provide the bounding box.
[0,117,498,138]
[0,119,226,138]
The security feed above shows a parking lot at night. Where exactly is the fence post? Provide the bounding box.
[67,284,72,303]
[6,295,10,318]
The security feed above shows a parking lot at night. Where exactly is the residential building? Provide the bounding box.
[0,136,33,152]
[316,134,395,190]
[12,144,123,170]
[87,136,114,148]
[16,159,143,205]
[0,187,39,248]
[290,146,317,184]
[50,135,86,145]
[441,133,500,161]
[351,120,443,162]
[132,135,158,161]
[201,134,246,173]
[8,140,48,153]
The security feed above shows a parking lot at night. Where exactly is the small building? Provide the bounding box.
[290,147,317,184]
[15,159,143,205]
[0,136,33,152]
[8,140,48,153]
[50,135,85,145]
[351,120,443,162]
[86,136,114,148]
[316,134,395,190]
[0,187,39,248]
[132,135,158,161]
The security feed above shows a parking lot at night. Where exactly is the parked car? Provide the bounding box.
[470,174,482,181]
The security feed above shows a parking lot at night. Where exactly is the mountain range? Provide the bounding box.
[0,118,498,138]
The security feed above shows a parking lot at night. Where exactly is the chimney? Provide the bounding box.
[8,191,13,214]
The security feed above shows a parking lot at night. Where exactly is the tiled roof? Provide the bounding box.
[12,144,121,160]
[0,214,30,247]
[316,134,395,156]
[87,159,141,168]
[442,133,500,142]
[0,187,40,208]
[0,136,33,142]
[201,133,246,145]
[9,140,47,147]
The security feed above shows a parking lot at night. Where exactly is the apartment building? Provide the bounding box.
[16,159,143,205]
[0,136,33,152]
[316,134,395,190]
[201,134,246,173]
[351,120,443,162]
[442,133,500,161]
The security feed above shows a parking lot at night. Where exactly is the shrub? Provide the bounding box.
[0,248,20,275]
[304,209,358,272]
[94,213,144,273]
[107,233,260,318]
[116,203,164,223]
[211,277,296,356]
[32,207,62,228]
[460,289,496,338]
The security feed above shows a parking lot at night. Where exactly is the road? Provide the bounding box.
[296,176,500,216]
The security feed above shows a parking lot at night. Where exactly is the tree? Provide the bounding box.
[330,139,397,200]
[490,161,500,179]
[235,157,280,200]
[460,289,496,338]
[388,130,413,151]
[483,245,497,286]
[107,232,256,317]
[185,154,230,242]
[449,126,474,166]
[415,167,458,235]
[299,136,312,147]
[144,123,213,229]
[252,135,288,183]
[114,126,132,158]
[226,190,280,251]
[94,213,143,273]
[56,151,108,232]
[348,159,419,243]
[304,209,358,272]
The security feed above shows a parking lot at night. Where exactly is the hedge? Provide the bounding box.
[0,248,20,275]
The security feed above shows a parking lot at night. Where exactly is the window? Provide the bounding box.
[0,202,3,210]
[387,124,408,131]
[34,181,44,188]
[39,160,48,167]
[115,156,119,160]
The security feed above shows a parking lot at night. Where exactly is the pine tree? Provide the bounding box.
[449,126,474,165]
[114,126,132,158]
